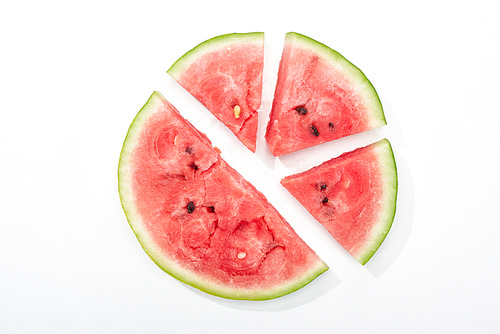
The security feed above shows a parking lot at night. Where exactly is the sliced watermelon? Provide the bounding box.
[118,91,328,300]
[266,32,387,156]
[281,139,397,265]
[168,32,264,153]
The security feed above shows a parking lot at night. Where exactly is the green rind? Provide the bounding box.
[286,32,386,128]
[167,32,264,79]
[118,92,204,294]
[356,139,398,265]
[118,91,328,300]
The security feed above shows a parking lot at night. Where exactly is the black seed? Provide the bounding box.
[187,201,195,214]
[189,163,198,170]
[320,183,327,190]
[310,125,319,137]
[328,123,335,130]
[295,106,308,115]
[185,146,193,154]
[322,197,329,204]
[207,206,215,213]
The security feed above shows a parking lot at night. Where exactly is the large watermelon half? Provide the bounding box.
[281,139,397,265]
[118,91,328,300]
[266,32,387,156]
[168,32,264,153]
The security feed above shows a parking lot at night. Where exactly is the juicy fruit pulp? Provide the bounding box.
[118,92,328,300]
[281,139,397,265]
[266,32,387,156]
[168,32,264,153]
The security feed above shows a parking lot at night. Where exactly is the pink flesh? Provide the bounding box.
[174,43,263,152]
[266,41,372,156]
[281,143,384,258]
[130,98,322,290]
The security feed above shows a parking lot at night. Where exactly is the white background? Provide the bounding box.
[1,0,499,333]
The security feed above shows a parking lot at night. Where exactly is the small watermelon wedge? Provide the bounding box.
[118,91,328,300]
[266,32,387,156]
[168,32,264,153]
[281,139,397,265]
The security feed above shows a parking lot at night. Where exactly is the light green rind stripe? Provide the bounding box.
[167,32,264,79]
[286,32,386,128]
[118,91,328,300]
[356,139,398,265]
[166,255,329,301]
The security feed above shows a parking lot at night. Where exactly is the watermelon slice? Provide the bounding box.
[280,139,397,265]
[168,32,264,153]
[118,91,328,300]
[266,32,387,156]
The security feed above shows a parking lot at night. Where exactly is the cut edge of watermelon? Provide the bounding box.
[286,32,387,129]
[355,139,398,265]
[279,139,397,266]
[167,32,264,153]
[118,91,329,300]
[167,32,264,79]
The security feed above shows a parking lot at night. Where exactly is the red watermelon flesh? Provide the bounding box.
[281,139,397,265]
[168,33,264,153]
[118,91,328,300]
[266,32,387,156]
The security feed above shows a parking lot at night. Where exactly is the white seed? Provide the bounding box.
[173,134,180,146]
[237,252,246,259]
[233,105,241,119]
[344,178,351,187]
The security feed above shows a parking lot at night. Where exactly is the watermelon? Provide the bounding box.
[168,32,264,153]
[266,32,387,156]
[280,139,397,265]
[118,91,328,300]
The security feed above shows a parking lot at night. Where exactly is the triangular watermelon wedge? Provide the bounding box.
[266,32,387,156]
[168,32,264,153]
[281,139,397,265]
[118,91,328,300]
